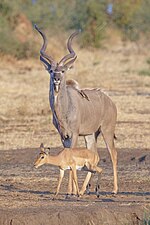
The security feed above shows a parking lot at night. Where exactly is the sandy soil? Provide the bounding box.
[0,40,150,224]
[0,147,149,225]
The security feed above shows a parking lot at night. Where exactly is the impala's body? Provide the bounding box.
[34,144,102,197]
[35,25,118,195]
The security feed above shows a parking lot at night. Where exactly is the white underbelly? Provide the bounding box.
[76,166,83,170]
[64,166,83,171]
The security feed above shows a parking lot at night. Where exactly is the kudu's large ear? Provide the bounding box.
[44,147,50,155]
[64,56,77,71]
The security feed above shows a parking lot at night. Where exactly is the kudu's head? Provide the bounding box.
[34,25,79,93]
[34,143,50,168]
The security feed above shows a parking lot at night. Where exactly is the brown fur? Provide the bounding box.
[34,144,102,197]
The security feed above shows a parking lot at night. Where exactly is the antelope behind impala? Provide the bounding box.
[34,143,102,198]
[35,25,118,195]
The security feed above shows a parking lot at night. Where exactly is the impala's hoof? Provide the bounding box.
[77,194,81,201]
[86,184,91,195]
[112,189,118,195]
[79,191,84,196]
[65,194,71,199]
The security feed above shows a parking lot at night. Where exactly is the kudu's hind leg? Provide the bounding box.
[91,165,103,197]
[102,129,118,194]
[84,134,98,194]
[80,172,92,195]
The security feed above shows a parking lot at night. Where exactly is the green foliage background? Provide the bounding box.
[0,0,150,58]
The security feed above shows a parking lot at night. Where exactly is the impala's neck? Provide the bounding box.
[46,154,61,167]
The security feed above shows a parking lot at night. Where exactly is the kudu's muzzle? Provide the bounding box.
[54,79,61,93]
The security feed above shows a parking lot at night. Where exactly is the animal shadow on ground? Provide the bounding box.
[1,184,150,204]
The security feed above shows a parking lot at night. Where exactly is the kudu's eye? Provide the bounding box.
[50,70,53,73]
[62,70,65,73]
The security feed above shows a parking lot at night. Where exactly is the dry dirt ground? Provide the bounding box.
[0,41,150,224]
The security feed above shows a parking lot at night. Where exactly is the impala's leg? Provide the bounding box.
[71,167,80,196]
[102,129,118,194]
[67,170,78,196]
[55,169,64,197]
[69,133,78,195]
[71,133,79,195]
[84,134,97,193]
[80,172,92,196]
[67,170,73,195]
[91,165,103,174]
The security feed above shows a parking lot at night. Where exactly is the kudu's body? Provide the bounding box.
[35,25,118,194]
[34,144,102,197]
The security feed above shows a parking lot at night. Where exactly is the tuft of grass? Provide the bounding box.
[138,69,150,76]
[146,58,150,65]
[142,211,150,225]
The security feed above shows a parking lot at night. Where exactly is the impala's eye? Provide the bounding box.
[62,70,65,73]
[41,156,44,159]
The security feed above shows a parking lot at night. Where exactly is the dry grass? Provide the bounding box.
[0,39,150,150]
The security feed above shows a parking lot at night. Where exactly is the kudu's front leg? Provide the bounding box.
[67,133,79,196]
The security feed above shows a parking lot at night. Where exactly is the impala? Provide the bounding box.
[34,143,102,198]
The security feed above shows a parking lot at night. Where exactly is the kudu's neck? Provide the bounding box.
[55,76,69,113]
[59,77,68,99]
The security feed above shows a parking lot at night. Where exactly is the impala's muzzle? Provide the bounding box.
[34,163,39,169]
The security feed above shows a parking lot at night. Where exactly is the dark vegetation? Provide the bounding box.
[0,0,150,58]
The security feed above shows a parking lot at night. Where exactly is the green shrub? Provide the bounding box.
[138,69,150,76]
[69,0,107,47]
[1,0,150,58]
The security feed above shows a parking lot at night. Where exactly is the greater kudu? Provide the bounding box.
[35,25,118,195]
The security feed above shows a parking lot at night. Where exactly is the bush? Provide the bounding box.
[112,0,150,41]
[0,0,37,58]
[1,0,150,58]
[69,0,108,47]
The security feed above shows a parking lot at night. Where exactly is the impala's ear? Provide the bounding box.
[40,143,45,152]
[45,148,50,155]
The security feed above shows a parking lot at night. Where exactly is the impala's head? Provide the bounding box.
[34,24,79,93]
[34,143,50,168]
